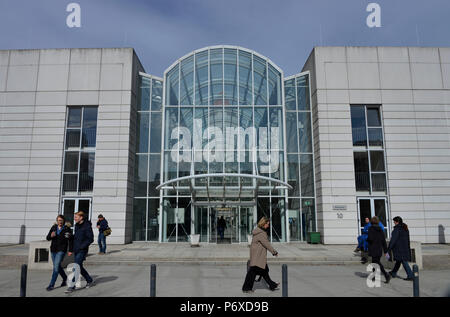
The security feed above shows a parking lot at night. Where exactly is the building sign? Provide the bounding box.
[216,207,232,212]
[332,205,347,211]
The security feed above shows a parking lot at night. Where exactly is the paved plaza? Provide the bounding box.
[0,263,449,297]
[0,242,449,297]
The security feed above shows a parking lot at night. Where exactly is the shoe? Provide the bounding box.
[65,287,75,293]
[60,280,67,287]
[270,287,280,291]
[384,274,391,284]
[361,258,368,264]
[389,271,396,278]
[85,281,95,288]
[46,286,54,291]
[242,290,254,293]
[403,277,414,281]
[354,248,360,252]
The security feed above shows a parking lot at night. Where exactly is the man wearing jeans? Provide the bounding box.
[65,211,94,293]
[45,215,73,291]
[96,214,108,254]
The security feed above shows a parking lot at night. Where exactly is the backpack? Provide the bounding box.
[103,227,112,236]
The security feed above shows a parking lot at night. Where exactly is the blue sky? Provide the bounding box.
[0,0,449,76]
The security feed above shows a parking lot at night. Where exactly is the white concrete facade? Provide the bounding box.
[303,46,450,244]
[1,46,449,245]
[0,48,143,244]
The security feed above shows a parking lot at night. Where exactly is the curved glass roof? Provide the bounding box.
[164,46,283,106]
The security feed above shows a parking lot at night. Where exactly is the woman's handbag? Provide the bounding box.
[103,227,112,236]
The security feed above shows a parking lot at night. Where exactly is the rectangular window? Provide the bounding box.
[353,152,370,191]
[62,106,98,194]
[351,105,387,193]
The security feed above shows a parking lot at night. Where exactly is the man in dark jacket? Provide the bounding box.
[387,216,414,280]
[96,214,109,254]
[217,216,226,241]
[367,216,391,283]
[65,211,94,293]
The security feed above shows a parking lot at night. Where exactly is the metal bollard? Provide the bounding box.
[20,264,27,297]
[413,264,419,297]
[282,264,288,297]
[150,264,156,297]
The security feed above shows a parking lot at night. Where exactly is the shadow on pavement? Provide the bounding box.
[354,272,369,279]
[105,250,121,255]
[90,275,119,285]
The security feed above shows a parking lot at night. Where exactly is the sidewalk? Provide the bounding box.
[1,242,449,268]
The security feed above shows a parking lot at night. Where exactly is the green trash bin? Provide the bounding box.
[307,232,321,244]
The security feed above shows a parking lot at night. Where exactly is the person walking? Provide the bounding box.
[367,216,391,284]
[96,214,108,254]
[217,216,226,241]
[387,216,414,281]
[65,211,94,293]
[45,215,73,291]
[242,217,279,293]
[358,217,387,264]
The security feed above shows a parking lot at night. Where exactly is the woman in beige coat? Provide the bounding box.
[242,217,279,293]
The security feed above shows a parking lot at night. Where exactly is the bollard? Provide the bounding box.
[20,264,27,297]
[150,264,156,297]
[282,264,288,297]
[413,264,419,297]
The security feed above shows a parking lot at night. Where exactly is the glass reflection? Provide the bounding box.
[239,51,253,105]
[151,79,162,110]
[138,77,150,111]
[166,65,179,106]
[180,56,194,105]
[195,51,209,105]
[210,49,223,105]
[253,55,267,105]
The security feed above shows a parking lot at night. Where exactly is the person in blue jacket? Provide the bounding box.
[355,217,370,252]
[65,211,94,293]
[96,214,109,254]
[356,218,386,252]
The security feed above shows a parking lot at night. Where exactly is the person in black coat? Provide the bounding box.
[45,215,73,291]
[387,216,414,280]
[65,211,94,293]
[367,216,391,283]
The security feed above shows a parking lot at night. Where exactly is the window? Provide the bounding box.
[351,105,387,193]
[62,106,98,193]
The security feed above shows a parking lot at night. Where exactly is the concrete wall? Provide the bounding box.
[0,48,143,244]
[303,46,450,244]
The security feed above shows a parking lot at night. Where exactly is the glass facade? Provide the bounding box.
[133,75,163,241]
[133,46,316,243]
[284,74,316,242]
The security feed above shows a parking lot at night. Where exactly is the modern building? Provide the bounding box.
[0,46,449,245]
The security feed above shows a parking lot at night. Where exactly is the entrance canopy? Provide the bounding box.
[156,173,292,207]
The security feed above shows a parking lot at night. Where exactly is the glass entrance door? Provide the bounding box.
[239,207,254,243]
[357,197,389,237]
[209,208,217,243]
[195,206,255,243]
[62,198,92,227]
[195,207,208,242]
